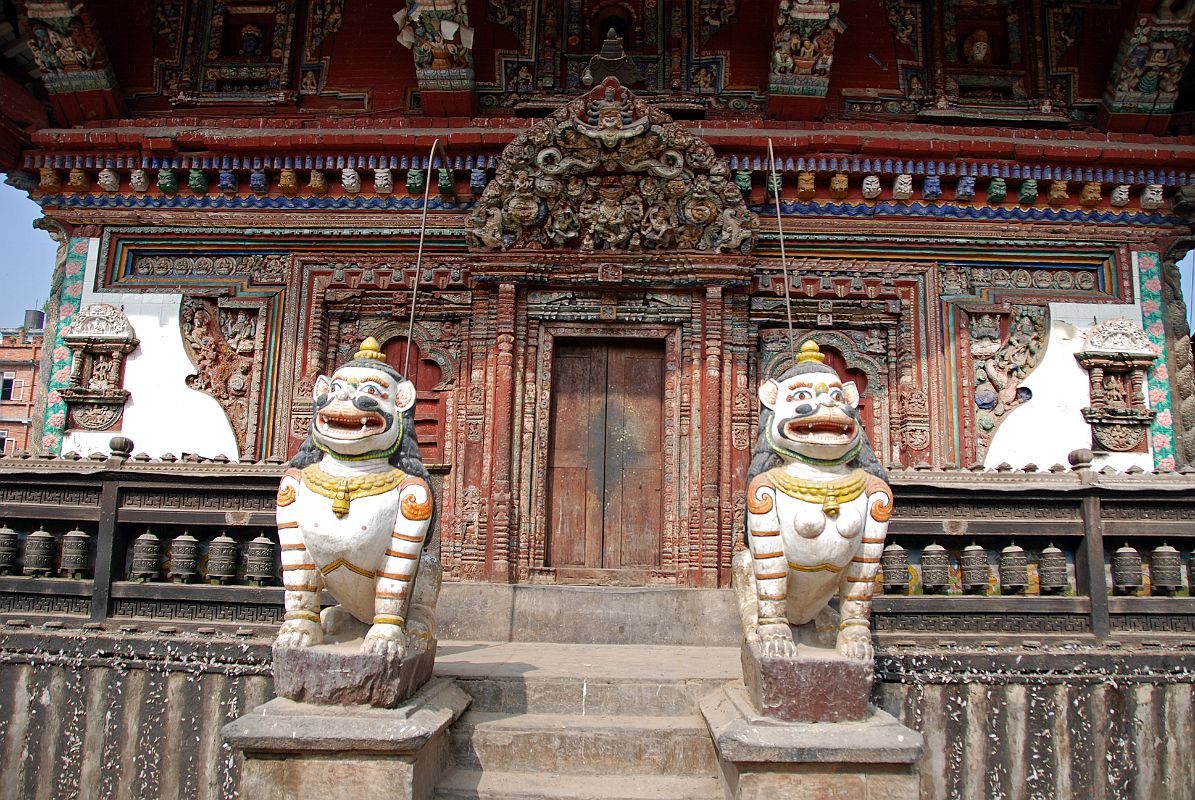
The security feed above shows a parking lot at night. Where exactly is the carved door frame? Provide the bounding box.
[521,321,684,584]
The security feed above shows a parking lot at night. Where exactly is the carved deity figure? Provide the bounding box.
[861,175,882,199]
[274,337,440,658]
[734,340,893,662]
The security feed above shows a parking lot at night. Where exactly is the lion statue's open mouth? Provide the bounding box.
[315,406,388,440]
[782,412,858,447]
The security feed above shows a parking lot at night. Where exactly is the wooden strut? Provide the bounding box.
[404,138,447,377]
[767,138,798,367]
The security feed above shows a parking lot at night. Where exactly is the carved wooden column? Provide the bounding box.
[489,283,518,582]
[700,286,724,587]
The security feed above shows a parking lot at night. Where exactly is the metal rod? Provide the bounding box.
[767,138,797,365]
[404,138,445,377]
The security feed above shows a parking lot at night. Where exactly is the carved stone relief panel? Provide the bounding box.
[969,305,1047,460]
[59,304,138,432]
[179,297,264,458]
[1075,318,1157,453]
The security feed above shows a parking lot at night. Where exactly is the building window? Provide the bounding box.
[0,430,9,454]
[0,373,19,401]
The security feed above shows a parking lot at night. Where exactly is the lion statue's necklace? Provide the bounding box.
[766,467,867,517]
[300,463,407,517]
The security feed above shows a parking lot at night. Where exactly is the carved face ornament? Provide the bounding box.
[312,365,415,458]
[760,365,861,464]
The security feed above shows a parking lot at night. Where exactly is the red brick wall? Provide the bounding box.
[0,331,42,455]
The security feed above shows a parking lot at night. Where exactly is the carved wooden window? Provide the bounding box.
[382,338,447,465]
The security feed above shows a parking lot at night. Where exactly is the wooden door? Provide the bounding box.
[547,339,664,577]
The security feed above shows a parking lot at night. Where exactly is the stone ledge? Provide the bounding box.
[222,677,471,754]
[272,637,437,708]
[741,641,873,722]
[701,683,923,765]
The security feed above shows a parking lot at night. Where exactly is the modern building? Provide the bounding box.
[0,2,1194,797]
[0,315,43,455]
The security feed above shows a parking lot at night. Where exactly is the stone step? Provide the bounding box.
[435,641,740,716]
[435,768,724,800]
[451,675,725,716]
[449,711,720,776]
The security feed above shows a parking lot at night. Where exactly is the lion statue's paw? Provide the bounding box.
[836,627,874,662]
[756,622,798,659]
[274,618,323,649]
[362,622,408,659]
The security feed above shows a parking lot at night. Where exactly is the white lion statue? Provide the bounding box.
[733,339,893,662]
[275,337,440,659]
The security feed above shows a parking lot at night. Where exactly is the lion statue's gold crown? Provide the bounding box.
[354,337,386,362]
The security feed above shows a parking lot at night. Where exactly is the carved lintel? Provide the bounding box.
[466,78,757,257]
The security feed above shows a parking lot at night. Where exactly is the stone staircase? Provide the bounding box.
[432,641,739,800]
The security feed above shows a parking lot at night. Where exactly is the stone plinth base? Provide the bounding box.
[223,678,470,800]
[701,683,922,800]
[741,640,872,722]
[273,638,437,708]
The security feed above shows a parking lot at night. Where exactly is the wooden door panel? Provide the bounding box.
[547,342,607,568]
[603,342,664,569]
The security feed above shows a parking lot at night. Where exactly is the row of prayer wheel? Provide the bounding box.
[129,530,277,585]
[880,541,1070,595]
[1111,543,1188,596]
[0,523,92,578]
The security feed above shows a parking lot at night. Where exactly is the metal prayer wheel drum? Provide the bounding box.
[1038,544,1068,595]
[0,524,18,575]
[920,543,950,594]
[168,532,200,583]
[23,527,56,577]
[205,533,239,585]
[60,527,91,578]
[999,543,1029,594]
[244,534,277,586]
[1111,544,1143,595]
[961,543,990,594]
[1189,548,1195,595]
[881,542,909,594]
[1150,544,1183,596]
[130,530,163,582]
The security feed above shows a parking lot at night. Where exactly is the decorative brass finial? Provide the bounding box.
[796,339,825,364]
[354,337,385,361]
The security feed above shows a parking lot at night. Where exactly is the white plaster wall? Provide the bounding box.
[61,239,239,460]
[985,293,1153,472]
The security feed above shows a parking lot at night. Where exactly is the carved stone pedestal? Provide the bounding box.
[223,678,470,800]
[741,641,872,723]
[272,638,437,708]
[701,683,923,800]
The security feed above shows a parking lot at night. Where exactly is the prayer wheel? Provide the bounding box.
[1111,544,1142,595]
[961,543,990,594]
[130,530,162,582]
[920,543,950,593]
[60,527,91,578]
[0,523,17,575]
[881,542,909,594]
[999,543,1029,594]
[205,532,239,584]
[244,534,277,585]
[1150,544,1182,596]
[168,532,199,583]
[22,526,55,577]
[1037,544,1068,595]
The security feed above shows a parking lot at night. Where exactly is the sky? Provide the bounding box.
[0,177,1193,333]
[0,179,58,328]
